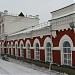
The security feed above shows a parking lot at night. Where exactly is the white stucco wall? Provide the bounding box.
[51,3,74,19]
[50,13,75,32]
[4,15,39,34]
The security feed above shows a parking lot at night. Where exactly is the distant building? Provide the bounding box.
[0,3,75,67]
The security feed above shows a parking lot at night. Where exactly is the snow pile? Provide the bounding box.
[0,59,49,75]
[0,58,68,75]
[9,58,68,75]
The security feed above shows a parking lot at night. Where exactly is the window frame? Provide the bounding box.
[35,43,40,60]
[26,43,31,58]
[63,41,72,66]
[20,43,24,57]
[46,42,52,62]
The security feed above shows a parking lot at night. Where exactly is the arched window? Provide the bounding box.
[63,41,72,66]
[35,43,40,60]
[7,42,10,54]
[20,44,24,57]
[1,43,4,54]
[15,44,18,56]
[2,24,4,33]
[27,44,31,58]
[11,43,15,56]
[46,42,52,62]
[11,42,13,55]
[0,42,2,54]
[0,25,1,34]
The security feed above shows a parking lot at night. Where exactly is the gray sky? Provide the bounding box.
[0,0,74,23]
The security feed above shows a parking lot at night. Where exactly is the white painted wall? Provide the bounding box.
[51,4,74,19]
[50,14,75,32]
[4,15,39,34]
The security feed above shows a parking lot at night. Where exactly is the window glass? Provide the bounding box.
[15,44,18,56]
[27,44,31,58]
[63,41,71,47]
[63,41,71,66]
[46,42,52,62]
[35,43,39,60]
[20,44,23,56]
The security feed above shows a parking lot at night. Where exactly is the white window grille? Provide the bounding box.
[27,44,31,58]
[2,24,4,33]
[7,42,10,54]
[0,43,3,54]
[20,44,24,57]
[63,41,72,66]
[35,43,40,60]
[46,42,52,62]
[1,43,4,54]
[12,44,14,55]
[15,44,18,56]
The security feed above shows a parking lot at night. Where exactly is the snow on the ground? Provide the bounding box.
[0,58,68,75]
[0,59,47,75]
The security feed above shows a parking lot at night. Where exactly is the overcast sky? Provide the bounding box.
[0,0,74,23]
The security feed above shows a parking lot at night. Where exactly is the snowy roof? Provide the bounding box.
[51,3,75,13]
[49,12,75,21]
[8,22,50,37]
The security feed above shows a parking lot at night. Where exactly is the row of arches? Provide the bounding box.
[0,35,73,66]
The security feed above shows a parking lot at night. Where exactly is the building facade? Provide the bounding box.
[0,3,75,67]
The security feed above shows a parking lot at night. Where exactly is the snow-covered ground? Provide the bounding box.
[0,58,68,75]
